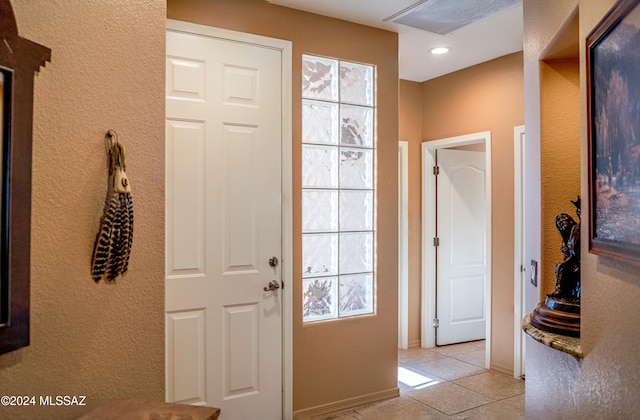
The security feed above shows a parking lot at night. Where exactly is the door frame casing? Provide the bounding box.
[398,141,409,350]
[421,131,492,368]
[513,125,526,378]
[165,19,293,419]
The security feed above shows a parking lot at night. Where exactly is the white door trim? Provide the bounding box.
[513,125,525,378]
[398,141,409,350]
[421,132,492,368]
[165,19,293,419]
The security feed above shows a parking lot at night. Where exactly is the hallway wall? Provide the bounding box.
[420,52,525,374]
[398,80,423,347]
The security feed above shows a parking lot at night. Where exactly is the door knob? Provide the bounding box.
[263,280,280,291]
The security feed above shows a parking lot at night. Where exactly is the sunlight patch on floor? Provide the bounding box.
[398,366,441,390]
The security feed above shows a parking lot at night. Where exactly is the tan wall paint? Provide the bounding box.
[0,0,166,418]
[167,0,399,412]
[398,80,422,347]
[421,52,524,374]
[540,59,580,297]
[525,0,640,417]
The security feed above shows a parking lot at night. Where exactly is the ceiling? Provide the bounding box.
[267,0,524,82]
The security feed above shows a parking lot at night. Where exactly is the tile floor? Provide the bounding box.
[309,341,525,419]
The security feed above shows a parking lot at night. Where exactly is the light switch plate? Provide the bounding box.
[530,260,538,286]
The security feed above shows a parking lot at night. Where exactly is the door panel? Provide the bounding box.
[437,149,486,346]
[166,309,206,404]
[166,28,282,419]
[166,120,205,276]
[223,303,259,398]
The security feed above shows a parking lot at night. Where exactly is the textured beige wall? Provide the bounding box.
[167,0,399,413]
[421,52,524,375]
[398,80,422,347]
[525,0,640,417]
[540,59,580,296]
[0,1,166,418]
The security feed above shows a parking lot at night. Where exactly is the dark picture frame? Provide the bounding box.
[587,0,640,263]
[0,0,50,354]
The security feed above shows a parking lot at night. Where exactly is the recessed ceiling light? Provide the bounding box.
[430,47,450,55]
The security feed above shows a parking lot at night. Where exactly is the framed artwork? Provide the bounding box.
[0,0,50,354]
[587,0,640,263]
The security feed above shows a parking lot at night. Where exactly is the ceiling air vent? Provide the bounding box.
[385,0,519,35]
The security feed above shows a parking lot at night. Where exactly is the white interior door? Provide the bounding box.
[165,26,283,419]
[436,149,487,346]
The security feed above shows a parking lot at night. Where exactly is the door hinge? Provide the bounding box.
[433,237,440,247]
[433,165,440,175]
[433,318,439,328]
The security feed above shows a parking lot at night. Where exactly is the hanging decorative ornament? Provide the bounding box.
[91,130,134,282]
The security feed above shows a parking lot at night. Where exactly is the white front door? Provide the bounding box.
[436,148,487,346]
[165,24,284,419]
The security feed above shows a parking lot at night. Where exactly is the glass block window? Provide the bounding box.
[302,55,375,322]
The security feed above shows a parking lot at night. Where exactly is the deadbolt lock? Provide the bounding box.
[269,256,279,268]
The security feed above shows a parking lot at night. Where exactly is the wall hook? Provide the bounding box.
[104,129,119,162]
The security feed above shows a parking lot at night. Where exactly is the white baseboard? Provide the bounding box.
[293,388,399,419]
